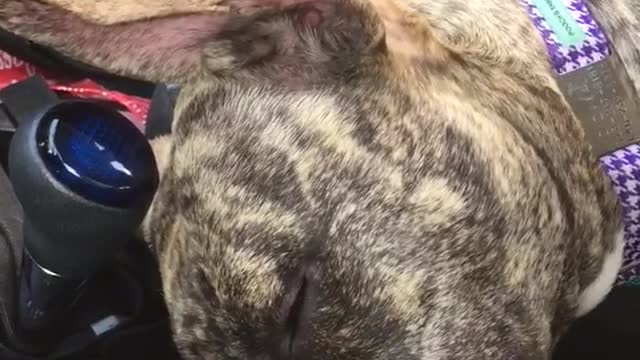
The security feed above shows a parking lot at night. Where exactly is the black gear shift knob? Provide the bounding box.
[7,93,158,333]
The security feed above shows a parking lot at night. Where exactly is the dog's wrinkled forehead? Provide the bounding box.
[140,2,560,359]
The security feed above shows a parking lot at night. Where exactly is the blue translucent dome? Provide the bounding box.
[35,101,158,208]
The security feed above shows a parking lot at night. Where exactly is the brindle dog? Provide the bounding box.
[0,0,632,358]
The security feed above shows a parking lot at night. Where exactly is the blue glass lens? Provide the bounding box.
[35,101,158,208]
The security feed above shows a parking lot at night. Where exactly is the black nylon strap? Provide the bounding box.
[144,84,180,140]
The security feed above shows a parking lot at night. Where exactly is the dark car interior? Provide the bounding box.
[0,27,638,360]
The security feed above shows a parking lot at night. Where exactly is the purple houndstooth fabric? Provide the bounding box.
[521,0,640,285]
[520,0,612,74]
[600,145,640,285]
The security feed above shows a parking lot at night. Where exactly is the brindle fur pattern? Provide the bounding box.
[0,0,631,358]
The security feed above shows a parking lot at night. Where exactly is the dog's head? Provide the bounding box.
[0,0,620,359]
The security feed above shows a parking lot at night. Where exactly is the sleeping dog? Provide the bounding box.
[0,0,636,358]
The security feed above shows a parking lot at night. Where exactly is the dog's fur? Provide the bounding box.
[0,0,632,358]
[40,0,227,25]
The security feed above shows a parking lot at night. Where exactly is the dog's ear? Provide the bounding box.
[199,0,450,84]
[0,0,446,85]
[208,0,451,66]
[198,0,388,84]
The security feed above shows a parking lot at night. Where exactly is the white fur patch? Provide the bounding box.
[576,229,624,317]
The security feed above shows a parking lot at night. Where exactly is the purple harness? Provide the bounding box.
[521,0,640,286]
